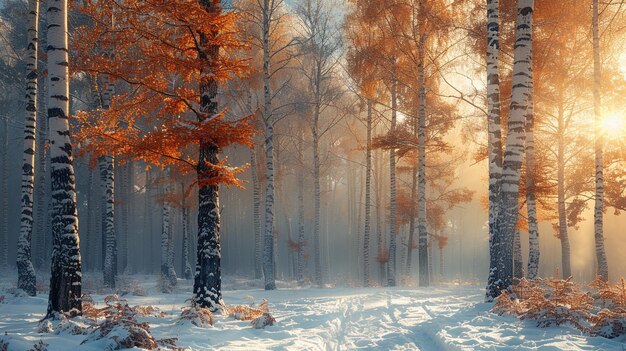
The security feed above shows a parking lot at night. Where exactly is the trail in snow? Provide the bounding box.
[1,275,624,350]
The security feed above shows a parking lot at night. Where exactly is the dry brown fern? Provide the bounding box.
[224,299,270,321]
[179,299,214,327]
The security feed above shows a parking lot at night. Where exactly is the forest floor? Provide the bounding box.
[0,274,624,350]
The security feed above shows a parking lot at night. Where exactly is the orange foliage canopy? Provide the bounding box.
[72,0,253,187]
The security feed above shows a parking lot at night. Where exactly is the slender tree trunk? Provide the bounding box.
[161,182,174,292]
[167,205,177,286]
[261,0,277,291]
[250,147,263,279]
[557,101,571,279]
[311,60,324,287]
[485,0,504,300]
[46,0,82,318]
[86,168,96,271]
[17,0,39,296]
[405,161,417,276]
[312,126,323,286]
[296,131,306,286]
[387,77,398,287]
[181,184,192,280]
[417,32,429,288]
[592,0,609,281]
[144,168,153,273]
[100,77,116,288]
[375,148,385,285]
[525,98,540,279]
[487,0,533,300]
[193,0,223,310]
[118,162,130,274]
[100,155,116,288]
[363,100,372,286]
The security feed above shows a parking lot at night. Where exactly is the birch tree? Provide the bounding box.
[236,0,296,290]
[592,0,609,281]
[46,0,82,318]
[485,0,504,297]
[17,0,39,297]
[486,0,533,300]
[525,91,540,278]
[295,0,343,287]
[99,77,116,288]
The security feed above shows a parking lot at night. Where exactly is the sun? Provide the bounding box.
[600,113,625,140]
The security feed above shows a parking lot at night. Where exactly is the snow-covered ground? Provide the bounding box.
[0,275,624,350]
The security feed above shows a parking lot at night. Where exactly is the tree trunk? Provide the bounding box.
[557,100,571,279]
[311,59,324,287]
[181,184,192,280]
[525,96,540,279]
[375,148,385,285]
[100,155,116,288]
[160,181,175,292]
[387,77,398,287]
[46,0,82,318]
[250,147,263,279]
[485,0,504,300]
[167,205,177,287]
[17,0,39,296]
[100,76,116,289]
[296,131,306,286]
[405,165,417,277]
[487,0,533,300]
[261,0,277,291]
[592,0,609,281]
[193,0,223,310]
[417,31,429,288]
[363,100,372,286]
[118,162,130,274]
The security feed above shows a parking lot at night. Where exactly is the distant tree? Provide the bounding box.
[17,0,39,297]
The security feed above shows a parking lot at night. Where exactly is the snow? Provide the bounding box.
[1,275,625,350]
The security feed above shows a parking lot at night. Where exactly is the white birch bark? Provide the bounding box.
[100,77,116,289]
[46,0,82,318]
[181,183,192,280]
[387,77,398,287]
[557,98,571,278]
[296,130,306,286]
[485,0,504,300]
[250,147,263,279]
[592,0,609,281]
[525,91,540,279]
[488,0,533,300]
[17,0,39,296]
[312,72,323,287]
[161,189,171,292]
[363,100,372,286]
[100,155,116,288]
[417,33,429,288]
[261,0,277,290]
